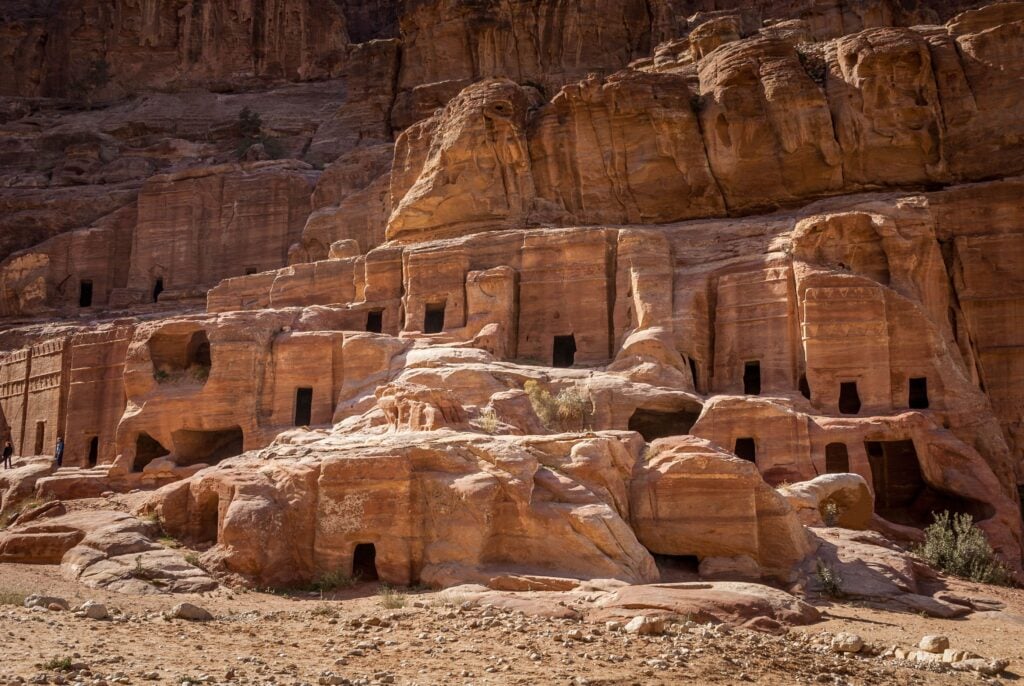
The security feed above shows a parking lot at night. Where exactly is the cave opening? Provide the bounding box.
[825,442,849,473]
[838,381,861,415]
[423,302,445,334]
[294,387,313,426]
[909,377,929,409]
[734,437,756,462]
[652,553,700,581]
[628,408,700,441]
[743,361,761,395]
[865,439,991,527]
[34,421,45,455]
[552,334,576,368]
[88,436,99,467]
[152,277,164,303]
[170,426,244,467]
[352,543,378,581]
[134,432,169,472]
[366,309,383,333]
[79,280,93,307]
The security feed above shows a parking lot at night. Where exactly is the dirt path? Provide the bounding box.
[1,563,1021,686]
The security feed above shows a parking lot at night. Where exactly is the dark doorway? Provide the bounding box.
[743,361,761,395]
[294,387,313,426]
[909,377,929,409]
[352,543,378,581]
[34,421,45,455]
[652,553,700,582]
[171,426,244,467]
[688,358,700,393]
[799,374,811,400]
[866,439,990,526]
[134,433,170,472]
[628,408,700,441]
[866,440,921,518]
[88,436,99,467]
[734,437,756,462]
[245,267,258,275]
[423,302,446,333]
[366,309,383,333]
[825,442,849,473]
[79,280,93,307]
[552,335,576,367]
[838,381,861,414]
[152,277,164,303]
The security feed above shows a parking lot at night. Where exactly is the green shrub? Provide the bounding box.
[814,558,843,598]
[43,657,74,672]
[914,511,1013,586]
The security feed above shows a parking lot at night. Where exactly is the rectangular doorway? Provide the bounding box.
[294,387,313,426]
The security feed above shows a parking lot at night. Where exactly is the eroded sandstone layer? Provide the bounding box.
[1,0,1023,595]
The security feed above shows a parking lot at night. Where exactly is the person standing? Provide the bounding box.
[54,436,64,468]
[2,439,12,469]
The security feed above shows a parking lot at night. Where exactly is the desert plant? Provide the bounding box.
[311,568,359,592]
[0,590,26,606]
[378,585,407,609]
[914,511,1013,586]
[821,500,841,527]
[153,368,171,383]
[43,657,74,672]
[524,381,593,432]
[190,364,210,382]
[183,552,208,572]
[814,558,843,598]
[158,536,181,549]
[477,407,499,434]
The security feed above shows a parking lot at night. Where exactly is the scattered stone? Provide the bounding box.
[918,635,949,653]
[78,602,108,620]
[830,633,864,654]
[624,616,665,636]
[24,596,69,611]
[168,603,213,622]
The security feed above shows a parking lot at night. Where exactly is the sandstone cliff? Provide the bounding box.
[1,0,1023,592]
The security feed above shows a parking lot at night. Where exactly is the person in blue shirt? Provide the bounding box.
[54,436,64,468]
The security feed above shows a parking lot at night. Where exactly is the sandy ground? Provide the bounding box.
[2,562,1023,686]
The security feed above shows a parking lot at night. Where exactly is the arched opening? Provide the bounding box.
[734,437,756,462]
[88,436,99,467]
[628,408,700,441]
[294,387,313,426]
[825,442,849,473]
[152,277,164,303]
[134,433,169,472]
[171,426,244,467]
[552,335,576,368]
[352,543,378,581]
[365,309,383,334]
[423,302,445,334]
[743,361,761,395]
[908,377,929,409]
[865,439,991,527]
[149,329,211,382]
[79,280,93,307]
[799,374,811,400]
[838,381,861,414]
